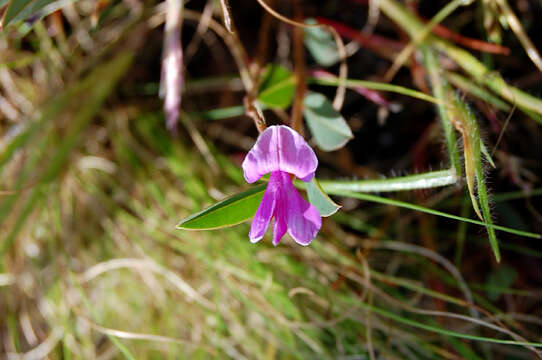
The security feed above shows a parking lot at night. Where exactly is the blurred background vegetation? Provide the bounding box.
[1,0,542,358]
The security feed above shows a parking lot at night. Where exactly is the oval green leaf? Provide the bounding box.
[258,64,296,109]
[304,18,340,66]
[306,178,341,217]
[303,92,353,151]
[177,184,266,230]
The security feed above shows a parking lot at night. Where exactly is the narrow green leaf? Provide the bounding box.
[475,145,500,262]
[306,178,341,217]
[304,18,340,66]
[303,92,353,151]
[2,0,33,28]
[177,185,266,230]
[258,64,296,109]
[1,0,57,28]
[309,76,442,105]
[462,94,501,262]
[446,72,511,112]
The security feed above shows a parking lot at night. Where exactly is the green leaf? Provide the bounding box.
[446,72,511,112]
[257,64,296,109]
[304,18,340,66]
[303,92,353,151]
[2,0,34,28]
[1,0,57,28]
[177,185,266,230]
[306,178,341,217]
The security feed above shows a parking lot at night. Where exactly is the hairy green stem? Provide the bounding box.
[318,169,457,193]
[422,46,462,175]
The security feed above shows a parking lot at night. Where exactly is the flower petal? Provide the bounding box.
[248,176,278,243]
[282,173,322,246]
[276,126,318,182]
[271,178,288,246]
[272,216,287,246]
[242,126,317,183]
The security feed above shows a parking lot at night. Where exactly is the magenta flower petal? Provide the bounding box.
[242,126,318,183]
[272,213,287,246]
[283,173,322,246]
[269,173,288,245]
[249,178,277,243]
[276,126,318,182]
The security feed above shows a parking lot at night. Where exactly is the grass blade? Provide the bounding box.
[321,188,540,239]
[309,76,442,105]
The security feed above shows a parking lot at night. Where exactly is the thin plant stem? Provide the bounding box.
[318,169,457,193]
[422,46,462,175]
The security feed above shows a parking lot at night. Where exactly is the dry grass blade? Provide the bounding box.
[80,258,215,309]
[77,315,216,354]
[219,0,234,32]
[496,0,542,73]
[5,328,63,360]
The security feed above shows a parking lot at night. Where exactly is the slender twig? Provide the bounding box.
[291,0,306,133]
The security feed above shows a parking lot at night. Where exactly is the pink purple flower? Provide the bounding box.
[242,125,321,246]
